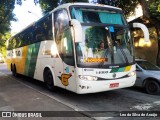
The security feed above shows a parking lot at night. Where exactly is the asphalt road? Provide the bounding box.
[0,63,160,120]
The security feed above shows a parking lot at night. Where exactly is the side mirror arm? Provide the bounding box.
[132,23,150,42]
[69,19,83,42]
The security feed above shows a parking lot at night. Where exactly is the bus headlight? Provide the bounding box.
[79,75,98,81]
[127,71,136,77]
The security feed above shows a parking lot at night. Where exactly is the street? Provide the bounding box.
[0,63,160,120]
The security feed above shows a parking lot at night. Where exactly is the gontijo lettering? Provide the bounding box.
[84,58,107,63]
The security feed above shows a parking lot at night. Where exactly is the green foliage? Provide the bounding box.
[0,0,15,57]
[148,0,160,21]
[39,0,88,14]
[95,0,139,18]
[39,0,59,14]
[118,0,139,17]
[0,0,16,34]
[0,33,11,57]
[16,0,39,5]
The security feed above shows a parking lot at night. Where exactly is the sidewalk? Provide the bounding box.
[0,71,91,120]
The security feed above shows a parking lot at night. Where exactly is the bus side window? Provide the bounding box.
[15,36,21,48]
[12,38,16,49]
[43,15,53,40]
[8,38,14,50]
[20,33,26,46]
[34,19,46,42]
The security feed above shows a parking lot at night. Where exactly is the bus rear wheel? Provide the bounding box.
[44,69,55,91]
[12,65,17,77]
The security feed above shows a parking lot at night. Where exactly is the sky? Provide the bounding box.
[127,5,143,22]
[11,0,43,35]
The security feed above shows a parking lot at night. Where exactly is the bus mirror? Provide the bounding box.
[133,23,149,42]
[70,19,83,42]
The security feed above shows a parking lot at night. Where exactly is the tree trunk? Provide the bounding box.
[155,26,160,66]
[138,0,150,19]
[138,0,160,66]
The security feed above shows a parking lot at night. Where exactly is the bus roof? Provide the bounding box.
[10,2,122,39]
[54,2,122,11]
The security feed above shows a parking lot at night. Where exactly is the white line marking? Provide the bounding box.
[131,101,160,110]
[93,117,113,120]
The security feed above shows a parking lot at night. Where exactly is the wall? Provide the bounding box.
[133,27,158,64]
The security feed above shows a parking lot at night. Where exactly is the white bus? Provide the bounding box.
[6,3,149,94]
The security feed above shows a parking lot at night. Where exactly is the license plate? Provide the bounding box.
[109,83,119,88]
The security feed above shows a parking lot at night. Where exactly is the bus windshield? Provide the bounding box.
[71,6,127,25]
[71,6,134,68]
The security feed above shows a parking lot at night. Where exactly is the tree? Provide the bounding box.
[39,0,88,14]
[136,0,160,66]
[0,33,11,57]
[0,0,16,58]
[0,0,16,34]
[91,0,139,18]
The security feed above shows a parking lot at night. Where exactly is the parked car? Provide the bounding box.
[135,59,160,95]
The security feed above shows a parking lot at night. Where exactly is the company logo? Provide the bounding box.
[84,69,94,71]
[96,71,108,74]
[2,112,11,117]
[58,74,72,86]
[7,49,22,58]
[109,66,119,68]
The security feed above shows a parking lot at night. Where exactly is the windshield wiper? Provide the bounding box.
[98,48,110,68]
[115,42,129,64]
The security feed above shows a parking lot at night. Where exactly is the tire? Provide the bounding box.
[12,65,17,77]
[44,69,55,91]
[11,64,13,72]
[145,80,160,95]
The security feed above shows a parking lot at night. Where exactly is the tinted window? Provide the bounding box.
[7,14,53,50]
[71,7,126,25]
[34,15,53,42]
[136,61,160,70]
[54,9,75,66]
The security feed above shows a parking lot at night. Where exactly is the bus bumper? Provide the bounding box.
[76,75,136,94]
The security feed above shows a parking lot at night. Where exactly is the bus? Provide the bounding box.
[6,3,149,94]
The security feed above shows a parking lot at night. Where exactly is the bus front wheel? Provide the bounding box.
[44,69,55,91]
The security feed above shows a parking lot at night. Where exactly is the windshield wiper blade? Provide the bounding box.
[98,49,109,68]
[116,42,129,64]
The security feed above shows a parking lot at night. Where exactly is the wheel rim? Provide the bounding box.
[45,71,54,89]
[148,83,157,93]
[46,73,53,86]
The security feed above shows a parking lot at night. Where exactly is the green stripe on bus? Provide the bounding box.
[24,46,32,76]
[117,67,125,72]
[24,42,40,77]
[110,68,119,73]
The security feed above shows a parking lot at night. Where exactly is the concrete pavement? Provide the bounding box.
[0,64,92,120]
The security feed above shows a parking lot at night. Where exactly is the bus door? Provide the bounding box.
[54,10,76,91]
